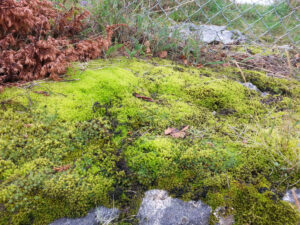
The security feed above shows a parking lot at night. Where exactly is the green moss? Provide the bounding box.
[0,57,299,224]
[207,183,300,225]
[232,45,278,55]
[231,183,299,225]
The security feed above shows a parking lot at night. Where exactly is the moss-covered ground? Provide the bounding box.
[0,57,300,225]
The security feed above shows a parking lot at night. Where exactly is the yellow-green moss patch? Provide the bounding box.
[0,57,299,224]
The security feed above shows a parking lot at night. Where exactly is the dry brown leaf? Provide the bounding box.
[24,124,33,128]
[34,91,50,96]
[164,126,189,138]
[159,51,168,58]
[0,0,126,85]
[181,125,189,132]
[133,93,154,102]
[171,131,186,138]
[164,127,178,135]
[53,165,71,172]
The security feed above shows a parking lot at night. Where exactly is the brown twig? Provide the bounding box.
[291,188,300,212]
[233,60,247,83]
[285,50,293,77]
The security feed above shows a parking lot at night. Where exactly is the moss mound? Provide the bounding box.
[0,57,299,224]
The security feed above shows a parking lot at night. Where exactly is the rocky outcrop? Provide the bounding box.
[137,189,212,225]
[49,206,119,225]
[170,23,246,45]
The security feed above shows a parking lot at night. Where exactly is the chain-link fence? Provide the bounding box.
[127,0,299,48]
[58,0,299,76]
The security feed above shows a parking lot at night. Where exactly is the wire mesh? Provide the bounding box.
[128,0,299,48]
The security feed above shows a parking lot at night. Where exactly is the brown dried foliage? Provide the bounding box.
[53,164,71,173]
[0,0,125,85]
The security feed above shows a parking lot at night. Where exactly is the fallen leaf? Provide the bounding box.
[53,165,71,172]
[164,127,178,135]
[220,52,227,57]
[133,93,154,102]
[171,131,186,138]
[159,51,168,58]
[180,125,189,132]
[164,126,189,138]
[34,91,50,96]
[222,63,230,67]
[24,124,33,128]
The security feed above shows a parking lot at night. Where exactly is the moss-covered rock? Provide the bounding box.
[0,57,299,224]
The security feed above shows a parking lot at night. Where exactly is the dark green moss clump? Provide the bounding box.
[0,57,299,224]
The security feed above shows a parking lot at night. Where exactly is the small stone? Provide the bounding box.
[283,188,300,206]
[214,207,234,225]
[242,82,259,92]
[217,215,234,225]
[241,82,270,97]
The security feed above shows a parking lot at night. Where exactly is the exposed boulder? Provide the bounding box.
[138,189,211,225]
[49,206,119,225]
[170,23,246,45]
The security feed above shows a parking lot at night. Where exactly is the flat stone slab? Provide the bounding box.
[138,189,211,225]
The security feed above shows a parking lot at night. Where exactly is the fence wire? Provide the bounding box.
[122,0,299,48]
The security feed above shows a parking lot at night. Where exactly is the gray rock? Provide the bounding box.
[283,188,300,206]
[214,207,234,225]
[242,82,259,92]
[170,23,246,45]
[96,207,120,225]
[218,215,234,225]
[138,189,211,225]
[49,206,119,225]
[241,82,269,97]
